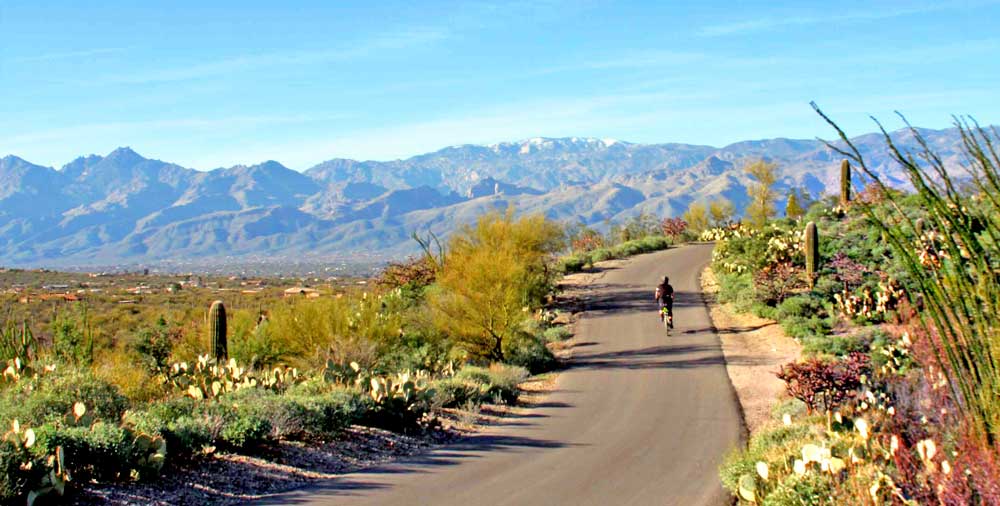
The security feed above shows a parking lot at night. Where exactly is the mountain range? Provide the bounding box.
[0,127,969,269]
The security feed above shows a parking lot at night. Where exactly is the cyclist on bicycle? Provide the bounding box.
[655,276,674,329]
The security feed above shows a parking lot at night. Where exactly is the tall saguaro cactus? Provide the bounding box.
[209,300,228,361]
[805,221,819,288]
[840,160,851,206]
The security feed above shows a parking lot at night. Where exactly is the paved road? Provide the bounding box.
[267,243,742,506]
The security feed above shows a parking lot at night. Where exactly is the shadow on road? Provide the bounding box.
[574,343,726,370]
[682,322,776,335]
[259,433,578,504]
[586,288,703,316]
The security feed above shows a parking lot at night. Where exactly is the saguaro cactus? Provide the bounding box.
[805,221,819,288]
[840,160,851,206]
[209,300,228,361]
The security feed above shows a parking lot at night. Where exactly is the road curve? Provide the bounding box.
[265,243,742,506]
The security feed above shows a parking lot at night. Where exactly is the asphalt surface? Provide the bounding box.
[266,243,742,506]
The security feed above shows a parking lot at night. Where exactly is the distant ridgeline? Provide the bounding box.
[0,127,969,267]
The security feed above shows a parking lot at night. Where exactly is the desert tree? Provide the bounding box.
[785,191,805,219]
[709,198,736,227]
[430,208,564,361]
[683,201,710,233]
[744,159,780,229]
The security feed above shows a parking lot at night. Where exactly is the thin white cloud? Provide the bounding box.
[11,47,125,63]
[187,88,724,169]
[527,50,705,76]
[698,1,998,37]
[3,113,348,152]
[94,27,448,85]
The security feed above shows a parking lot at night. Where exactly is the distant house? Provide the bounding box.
[283,287,321,298]
[25,293,82,303]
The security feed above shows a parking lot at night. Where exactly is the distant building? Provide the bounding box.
[22,293,81,303]
[283,287,321,298]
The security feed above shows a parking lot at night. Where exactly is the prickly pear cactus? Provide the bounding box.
[840,160,851,205]
[208,300,227,361]
[738,473,758,502]
[132,433,167,479]
[805,221,819,288]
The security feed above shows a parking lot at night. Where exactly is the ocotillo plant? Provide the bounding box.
[209,300,228,361]
[813,103,1000,445]
[805,221,819,288]
[840,159,851,205]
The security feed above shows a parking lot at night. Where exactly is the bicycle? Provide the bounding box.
[660,306,673,332]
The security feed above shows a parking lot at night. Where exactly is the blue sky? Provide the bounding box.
[2,0,998,170]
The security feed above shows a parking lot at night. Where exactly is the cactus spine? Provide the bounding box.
[805,221,819,288]
[209,300,227,361]
[840,159,851,205]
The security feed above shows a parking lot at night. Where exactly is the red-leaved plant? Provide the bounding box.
[659,217,688,238]
[776,352,871,413]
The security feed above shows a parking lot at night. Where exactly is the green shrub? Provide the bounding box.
[51,310,94,366]
[453,366,492,385]
[801,334,868,357]
[482,364,529,403]
[225,387,363,439]
[770,398,807,421]
[559,254,588,273]
[432,364,528,408]
[761,472,835,506]
[810,276,842,301]
[542,326,573,342]
[130,317,173,372]
[501,333,556,374]
[868,330,915,375]
[457,364,529,404]
[32,421,134,482]
[429,377,482,408]
[230,319,290,370]
[0,438,32,501]
[163,415,216,457]
[591,248,613,262]
[748,423,813,455]
[0,368,128,426]
[751,303,779,320]
[776,295,827,320]
[716,272,757,313]
[780,315,832,339]
[220,412,271,450]
[357,391,430,433]
[285,389,366,435]
[719,423,814,495]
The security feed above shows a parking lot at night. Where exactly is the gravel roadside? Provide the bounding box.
[700,266,801,435]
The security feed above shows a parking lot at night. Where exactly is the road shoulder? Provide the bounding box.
[700,266,801,435]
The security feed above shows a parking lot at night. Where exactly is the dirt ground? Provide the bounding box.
[700,266,802,435]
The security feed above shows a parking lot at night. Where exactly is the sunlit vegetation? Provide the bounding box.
[744,159,780,230]
[560,212,686,273]
[714,111,1000,504]
[0,204,688,502]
